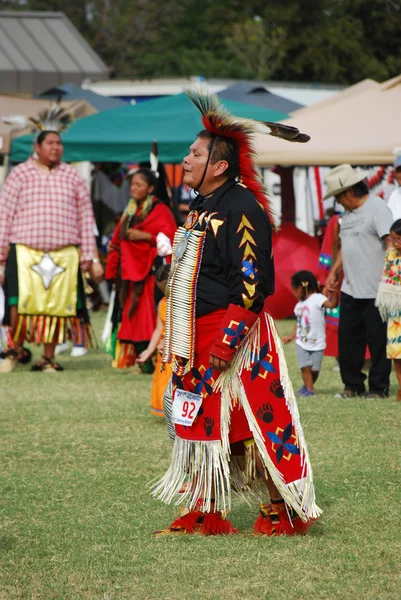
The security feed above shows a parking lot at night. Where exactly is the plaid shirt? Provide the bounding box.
[0,158,97,262]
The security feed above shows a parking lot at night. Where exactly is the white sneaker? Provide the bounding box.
[55,342,70,356]
[70,346,88,358]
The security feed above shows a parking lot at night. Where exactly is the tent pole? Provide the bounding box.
[277,166,295,224]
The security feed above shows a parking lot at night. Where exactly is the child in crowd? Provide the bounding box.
[137,264,171,416]
[375,219,401,401]
[283,270,338,396]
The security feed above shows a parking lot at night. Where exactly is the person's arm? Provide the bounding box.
[374,201,393,249]
[322,288,339,309]
[0,168,21,265]
[127,203,177,246]
[137,311,164,364]
[326,248,342,292]
[283,324,297,344]
[209,207,272,371]
[90,247,104,283]
[126,229,153,243]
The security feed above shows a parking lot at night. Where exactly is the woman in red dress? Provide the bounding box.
[106,168,177,371]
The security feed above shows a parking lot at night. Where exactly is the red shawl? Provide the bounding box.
[105,199,177,281]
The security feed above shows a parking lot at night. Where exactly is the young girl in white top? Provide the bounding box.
[283,270,338,396]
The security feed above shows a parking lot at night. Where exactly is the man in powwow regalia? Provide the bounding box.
[0,107,99,373]
[153,92,321,536]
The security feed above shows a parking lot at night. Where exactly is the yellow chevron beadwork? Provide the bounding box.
[236,215,255,232]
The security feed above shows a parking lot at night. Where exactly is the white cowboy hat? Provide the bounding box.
[323,164,366,200]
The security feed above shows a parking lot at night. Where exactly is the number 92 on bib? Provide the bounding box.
[172,389,203,427]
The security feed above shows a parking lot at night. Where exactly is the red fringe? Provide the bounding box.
[12,315,93,349]
[116,342,136,369]
[72,320,93,349]
[200,512,238,536]
[254,508,312,537]
[36,316,43,344]
[168,510,203,533]
[4,326,15,349]
[166,511,238,535]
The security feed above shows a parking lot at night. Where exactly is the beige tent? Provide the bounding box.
[0,96,97,155]
[254,76,401,166]
[290,78,379,117]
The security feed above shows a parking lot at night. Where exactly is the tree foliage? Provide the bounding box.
[1,0,401,83]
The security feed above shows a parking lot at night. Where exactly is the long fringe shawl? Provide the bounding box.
[214,313,321,522]
[375,281,401,321]
[154,311,321,521]
[152,437,232,514]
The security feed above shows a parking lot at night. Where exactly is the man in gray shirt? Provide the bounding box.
[326,164,393,398]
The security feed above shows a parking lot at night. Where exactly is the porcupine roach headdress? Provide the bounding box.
[28,102,73,138]
[185,89,310,222]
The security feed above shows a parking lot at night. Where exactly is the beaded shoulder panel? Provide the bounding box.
[163,210,210,375]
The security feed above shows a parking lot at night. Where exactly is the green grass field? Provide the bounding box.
[1,314,401,600]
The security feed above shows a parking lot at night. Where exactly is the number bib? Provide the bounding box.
[172,389,203,427]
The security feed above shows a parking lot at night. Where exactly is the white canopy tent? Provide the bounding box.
[254,76,401,166]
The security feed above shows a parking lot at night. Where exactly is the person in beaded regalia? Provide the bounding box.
[152,92,321,536]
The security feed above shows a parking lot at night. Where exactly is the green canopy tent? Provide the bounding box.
[10,92,288,164]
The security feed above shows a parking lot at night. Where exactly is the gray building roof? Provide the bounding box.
[0,11,108,94]
[38,83,126,111]
[218,81,304,113]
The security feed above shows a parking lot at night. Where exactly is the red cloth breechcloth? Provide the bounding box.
[172,305,306,486]
[177,309,252,445]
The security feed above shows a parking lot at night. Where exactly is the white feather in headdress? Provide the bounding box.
[28,102,73,136]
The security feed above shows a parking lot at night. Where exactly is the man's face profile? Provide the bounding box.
[182,137,211,189]
[182,137,229,192]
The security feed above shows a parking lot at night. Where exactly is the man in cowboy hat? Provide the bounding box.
[325,164,393,398]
